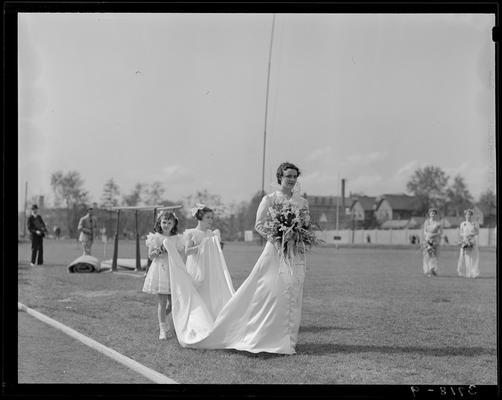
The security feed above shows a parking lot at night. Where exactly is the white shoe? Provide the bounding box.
[30,263,35,267]
[159,329,167,340]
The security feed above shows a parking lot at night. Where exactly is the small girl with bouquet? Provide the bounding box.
[142,211,184,340]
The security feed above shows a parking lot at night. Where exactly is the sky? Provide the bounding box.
[18,13,496,211]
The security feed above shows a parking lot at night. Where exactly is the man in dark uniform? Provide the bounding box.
[27,204,48,266]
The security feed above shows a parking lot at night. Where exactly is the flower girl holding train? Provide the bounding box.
[183,204,235,317]
[142,211,184,340]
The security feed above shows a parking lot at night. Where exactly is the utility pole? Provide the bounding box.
[22,181,28,237]
[335,174,340,249]
[336,174,340,231]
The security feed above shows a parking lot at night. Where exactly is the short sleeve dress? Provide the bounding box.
[142,233,184,295]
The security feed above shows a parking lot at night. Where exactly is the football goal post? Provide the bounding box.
[107,205,183,272]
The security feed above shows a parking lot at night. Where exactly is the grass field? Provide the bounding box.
[18,239,497,384]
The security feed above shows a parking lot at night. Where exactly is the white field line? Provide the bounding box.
[18,302,178,384]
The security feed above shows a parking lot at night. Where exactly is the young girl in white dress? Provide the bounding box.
[142,211,184,340]
[183,204,235,318]
[457,208,480,278]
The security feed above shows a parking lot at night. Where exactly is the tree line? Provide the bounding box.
[48,170,265,241]
[30,166,496,240]
[406,165,496,217]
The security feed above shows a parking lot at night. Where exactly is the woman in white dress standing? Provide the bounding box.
[422,208,442,277]
[164,161,312,354]
[183,204,235,318]
[457,208,480,278]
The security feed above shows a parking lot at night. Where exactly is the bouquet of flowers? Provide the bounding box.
[459,237,474,250]
[262,200,324,264]
[145,232,167,259]
[422,239,437,257]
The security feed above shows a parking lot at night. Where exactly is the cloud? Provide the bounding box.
[303,146,334,163]
[343,151,388,167]
[160,165,196,184]
[348,174,384,190]
[445,163,494,198]
[301,171,339,185]
[444,162,471,178]
[393,160,421,180]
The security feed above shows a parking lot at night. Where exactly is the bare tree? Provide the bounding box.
[123,183,146,206]
[446,175,473,216]
[50,170,89,208]
[50,170,90,237]
[100,178,121,208]
[145,181,165,205]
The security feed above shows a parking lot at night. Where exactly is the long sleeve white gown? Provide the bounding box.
[165,191,309,354]
[457,221,480,278]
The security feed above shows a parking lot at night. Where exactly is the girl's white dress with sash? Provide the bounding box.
[142,234,184,295]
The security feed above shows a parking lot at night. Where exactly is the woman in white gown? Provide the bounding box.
[457,209,480,278]
[164,162,310,354]
[422,208,442,277]
[184,204,235,318]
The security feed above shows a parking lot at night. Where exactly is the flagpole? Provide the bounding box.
[261,14,276,195]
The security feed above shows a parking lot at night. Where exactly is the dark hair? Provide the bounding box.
[195,207,213,221]
[276,162,301,184]
[154,211,179,235]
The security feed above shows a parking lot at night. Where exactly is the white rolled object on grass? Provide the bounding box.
[99,258,148,271]
[68,255,103,273]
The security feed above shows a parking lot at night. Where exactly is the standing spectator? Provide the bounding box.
[457,209,480,278]
[27,204,47,266]
[422,208,442,277]
[78,206,98,255]
[53,226,61,240]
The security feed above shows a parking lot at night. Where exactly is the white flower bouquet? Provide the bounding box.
[262,199,323,264]
[422,239,437,257]
[459,237,475,250]
[145,232,167,259]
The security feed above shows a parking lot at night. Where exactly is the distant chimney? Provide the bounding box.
[39,195,45,210]
[341,179,346,210]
